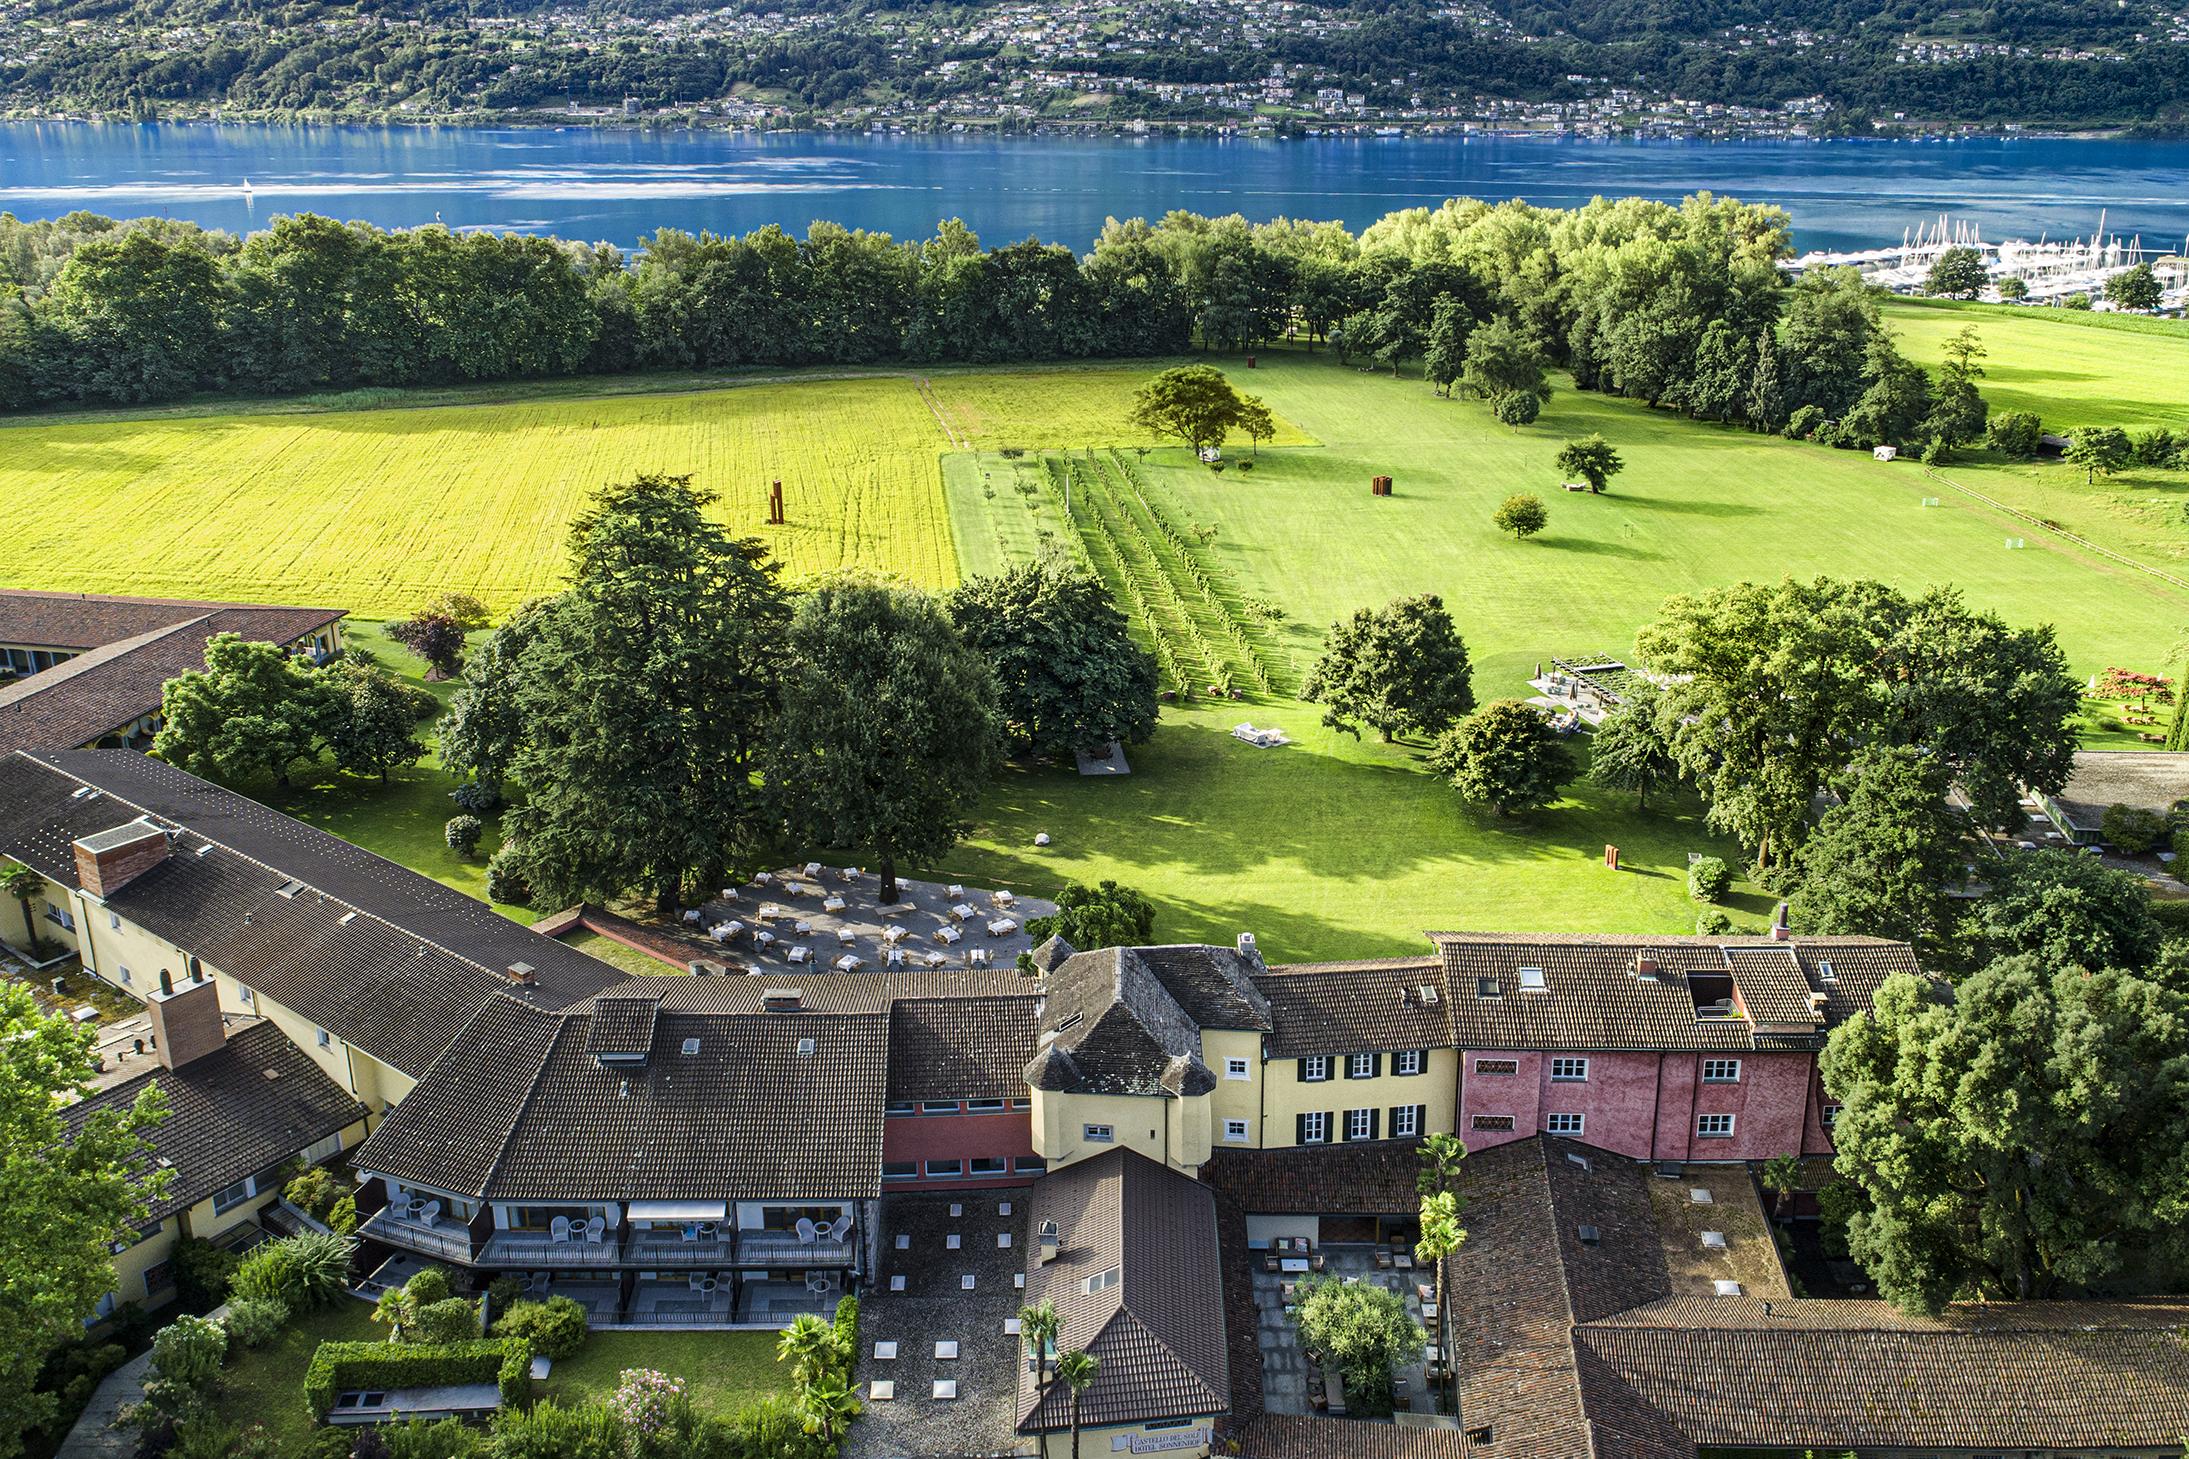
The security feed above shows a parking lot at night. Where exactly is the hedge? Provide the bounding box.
[302,1337,532,1419]
[2149,897,2189,936]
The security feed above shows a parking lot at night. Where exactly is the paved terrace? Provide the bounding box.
[846,1191,1028,1459]
[694,869,1058,977]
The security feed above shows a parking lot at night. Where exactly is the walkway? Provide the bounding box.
[53,1349,153,1459]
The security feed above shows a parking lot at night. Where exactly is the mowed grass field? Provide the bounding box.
[0,365,1247,617]
[1885,298,2189,572]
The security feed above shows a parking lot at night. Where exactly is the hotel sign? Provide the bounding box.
[1123,1429,1210,1453]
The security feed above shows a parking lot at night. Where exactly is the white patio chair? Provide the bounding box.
[585,1216,606,1244]
[550,1216,571,1244]
[420,1200,442,1227]
[795,1217,818,1244]
[828,1214,853,1243]
[689,1273,708,1292]
[968,948,991,968]
[885,948,905,969]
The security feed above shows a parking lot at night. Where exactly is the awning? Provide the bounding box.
[626,1200,727,1222]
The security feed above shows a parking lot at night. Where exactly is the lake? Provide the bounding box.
[3,123,2186,255]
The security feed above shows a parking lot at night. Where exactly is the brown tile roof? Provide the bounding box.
[1253,960,1449,1058]
[576,970,1034,1016]
[61,1020,365,1223]
[358,1000,890,1202]
[0,590,340,653]
[1575,1299,2189,1452]
[585,995,660,1059]
[1231,1414,1483,1459]
[1026,947,1216,1097]
[887,995,1040,1102]
[1200,1141,1423,1216]
[1131,944,1272,1030]
[1019,1149,1230,1432]
[0,600,344,755]
[0,751,625,1076]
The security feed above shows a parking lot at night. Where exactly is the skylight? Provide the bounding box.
[1517,966,1546,991]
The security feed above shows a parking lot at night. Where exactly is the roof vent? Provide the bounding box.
[1051,1012,1083,1035]
[1417,984,1439,1006]
[796,1037,816,1057]
[681,1037,701,1056]
[763,988,803,1013]
[262,1067,282,1081]
[194,843,215,858]
[1635,952,1658,978]
[618,1079,630,1098]
[1566,1151,1591,1172]
[1236,931,1257,955]
[1807,991,1828,1010]
[507,962,537,986]
[338,910,356,924]
[1576,1224,1600,1246]
[1517,966,1546,991]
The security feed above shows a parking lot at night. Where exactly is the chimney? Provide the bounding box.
[1635,952,1659,979]
[1769,903,1792,941]
[762,987,803,1013]
[1037,1219,1060,1265]
[146,965,225,1071]
[506,962,537,986]
[1236,931,1257,956]
[72,820,171,900]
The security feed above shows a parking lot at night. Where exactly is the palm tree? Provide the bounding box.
[1018,1298,1059,1452]
[1416,1189,1466,1413]
[1055,1348,1099,1459]
[371,1284,418,1343]
[777,1312,838,1387]
[0,861,49,959]
[797,1372,861,1441]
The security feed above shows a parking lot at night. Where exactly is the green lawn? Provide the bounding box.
[216,1297,379,1453]
[539,1331,782,1416]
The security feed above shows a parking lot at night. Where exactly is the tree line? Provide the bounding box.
[1,195,1990,452]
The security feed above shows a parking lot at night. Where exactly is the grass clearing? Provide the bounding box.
[216,1298,379,1452]
[539,1330,782,1416]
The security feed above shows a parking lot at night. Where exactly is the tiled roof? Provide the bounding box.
[585,995,660,1059]
[0,589,341,653]
[1019,1149,1229,1432]
[1200,1142,1422,1216]
[1025,947,1216,1097]
[358,1000,890,1202]
[1253,960,1449,1058]
[61,1020,365,1223]
[0,601,345,755]
[1425,933,1914,1054]
[886,995,1040,1102]
[1575,1299,2189,1451]
[0,752,625,1076]
[1232,1414,1481,1459]
[575,970,1034,1016]
[1131,945,1272,1031]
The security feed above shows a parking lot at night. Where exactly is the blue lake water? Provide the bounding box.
[2,123,2186,254]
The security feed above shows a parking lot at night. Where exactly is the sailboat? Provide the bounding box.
[241,177,254,200]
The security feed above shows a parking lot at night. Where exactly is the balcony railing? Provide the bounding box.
[479,1231,624,1268]
[360,1208,475,1263]
[622,1234,738,1268]
[737,1231,855,1267]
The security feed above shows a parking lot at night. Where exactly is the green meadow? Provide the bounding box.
[8,303,2183,959]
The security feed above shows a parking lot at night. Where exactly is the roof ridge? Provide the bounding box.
[28,751,522,992]
[463,995,566,1200]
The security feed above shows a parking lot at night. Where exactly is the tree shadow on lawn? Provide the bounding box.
[1533,535,1667,563]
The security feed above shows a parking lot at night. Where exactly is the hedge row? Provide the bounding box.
[303,1337,533,1419]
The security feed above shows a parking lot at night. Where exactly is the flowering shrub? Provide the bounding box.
[609,1369,692,1458]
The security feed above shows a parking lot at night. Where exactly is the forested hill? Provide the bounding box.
[2,0,2184,131]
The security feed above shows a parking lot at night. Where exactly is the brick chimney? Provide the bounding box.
[1769,902,1792,942]
[72,820,171,900]
[147,965,225,1071]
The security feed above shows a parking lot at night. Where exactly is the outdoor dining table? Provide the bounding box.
[1279,1257,1310,1274]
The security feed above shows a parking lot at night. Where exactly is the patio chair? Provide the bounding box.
[885,948,905,968]
[420,1200,442,1227]
[795,1217,818,1244]
[585,1216,606,1244]
[828,1214,853,1243]
[550,1216,572,1244]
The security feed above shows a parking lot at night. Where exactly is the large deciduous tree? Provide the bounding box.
[944,558,1157,759]
[1638,578,2077,869]
[1429,701,1574,817]
[1586,682,1678,810]
[1460,316,1550,407]
[1923,247,1988,299]
[769,576,1001,904]
[322,653,430,784]
[1822,959,2189,1314]
[153,633,337,789]
[499,474,791,912]
[1303,594,1476,743]
[1,985,168,1457]
[1789,747,1964,948]
[1959,848,2161,973]
[1127,364,1245,454]
[2065,426,2133,485]
[1554,434,1624,494]
[1024,880,1157,951]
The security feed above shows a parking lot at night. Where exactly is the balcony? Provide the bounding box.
[737,1230,855,1267]
[360,1207,475,1264]
[622,1231,738,1268]
[479,1230,624,1268]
